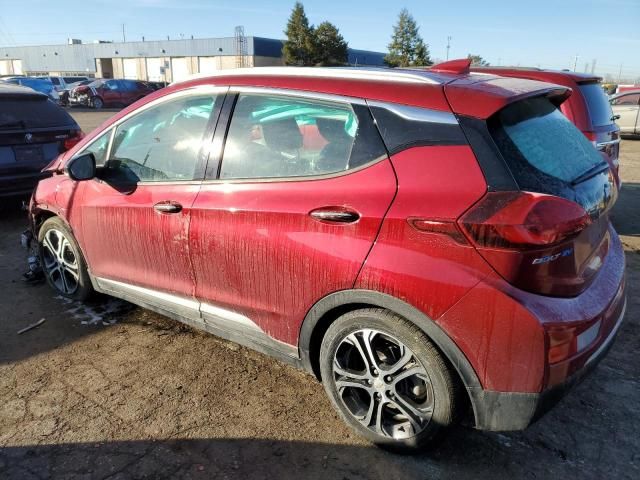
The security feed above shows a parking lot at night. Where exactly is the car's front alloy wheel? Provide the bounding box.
[39,217,93,301]
[42,228,80,295]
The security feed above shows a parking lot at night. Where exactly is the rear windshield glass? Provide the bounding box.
[0,98,75,129]
[489,97,604,191]
[580,82,614,127]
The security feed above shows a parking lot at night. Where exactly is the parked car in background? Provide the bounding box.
[610,90,640,135]
[0,84,82,197]
[59,79,93,106]
[0,77,60,104]
[142,81,168,91]
[471,67,621,185]
[68,79,154,109]
[37,75,91,93]
[30,63,625,452]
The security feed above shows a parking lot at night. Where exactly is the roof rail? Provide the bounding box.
[172,66,440,86]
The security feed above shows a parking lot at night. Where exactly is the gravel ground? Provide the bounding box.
[0,110,638,479]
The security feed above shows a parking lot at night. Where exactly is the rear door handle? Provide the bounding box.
[310,207,360,224]
[154,201,183,214]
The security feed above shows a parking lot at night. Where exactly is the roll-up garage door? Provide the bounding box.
[12,60,23,75]
[198,57,218,74]
[146,58,163,82]
[171,57,190,82]
[123,58,138,80]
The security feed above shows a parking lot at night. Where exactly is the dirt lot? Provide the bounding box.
[0,110,638,479]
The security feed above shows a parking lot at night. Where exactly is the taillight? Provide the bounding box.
[63,129,85,151]
[459,191,592,250]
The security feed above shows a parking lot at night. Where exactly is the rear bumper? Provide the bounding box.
[471,293,626,431]
[0,171,48,197]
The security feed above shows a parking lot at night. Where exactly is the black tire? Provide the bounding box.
[92,96,104,109]
[38,217,93,301]
[319,308,457,453]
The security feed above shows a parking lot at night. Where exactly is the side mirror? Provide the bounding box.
[66,152,96,181]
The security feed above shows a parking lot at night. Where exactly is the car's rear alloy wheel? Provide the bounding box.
[39,217,93,300]
[333,328,434,439]
[320,309,457,452]
[92,97,103,109]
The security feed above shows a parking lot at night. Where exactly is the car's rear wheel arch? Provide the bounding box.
[299,289,480,424]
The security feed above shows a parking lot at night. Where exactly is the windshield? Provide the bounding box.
[580,82,614,127]
[490,97,605,192]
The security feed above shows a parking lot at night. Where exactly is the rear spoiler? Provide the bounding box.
[444,76,571,119]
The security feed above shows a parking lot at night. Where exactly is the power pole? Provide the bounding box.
[591,59,596,75]
[572,54,579,72]
[122,24,126,43]
[446,36,452,61]
[618,64,623,83]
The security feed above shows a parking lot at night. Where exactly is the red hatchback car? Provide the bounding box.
[472,66,621,185]
[29,61,626,451]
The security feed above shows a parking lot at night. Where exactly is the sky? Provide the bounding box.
[1,0,639,80]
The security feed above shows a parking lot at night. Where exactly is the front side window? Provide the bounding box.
[105,94,216,182]
[82,129,111,167]
[220,93,384,180]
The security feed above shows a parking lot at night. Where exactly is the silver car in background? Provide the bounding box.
[611,90,640,135]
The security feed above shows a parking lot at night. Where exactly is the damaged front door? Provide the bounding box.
[79,90,224,302]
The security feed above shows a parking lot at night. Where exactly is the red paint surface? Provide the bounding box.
[190,159,397,344]
[356,146,491,319]
[78,181,201,298]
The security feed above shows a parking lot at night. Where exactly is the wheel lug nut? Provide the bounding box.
[385,376,392,382]
[372,369,378,376]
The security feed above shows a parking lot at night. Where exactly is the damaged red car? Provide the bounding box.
[28,60,626,452]
[68,79,154,109]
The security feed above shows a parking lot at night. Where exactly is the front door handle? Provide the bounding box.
[310,207,360,224]
[154,201,183,214]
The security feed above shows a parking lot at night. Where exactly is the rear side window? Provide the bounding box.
[50,78,60,86]
[0,98,75,129]
[220,93,386,180]
[489,97,604,192]
[579,83,614,127]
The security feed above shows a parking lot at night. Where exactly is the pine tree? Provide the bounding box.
[282,2,316,66]
[385,9,432,67]
[313,21,348,66]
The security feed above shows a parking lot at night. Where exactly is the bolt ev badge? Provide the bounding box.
[532,248,574,265]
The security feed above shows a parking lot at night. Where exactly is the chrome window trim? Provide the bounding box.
[367,100,459,125]
[229,85,366,106]
[203,153,388,185]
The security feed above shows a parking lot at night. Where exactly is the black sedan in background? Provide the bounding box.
[0,84,83,197]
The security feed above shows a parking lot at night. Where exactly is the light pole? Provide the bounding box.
[446,36,452,61]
